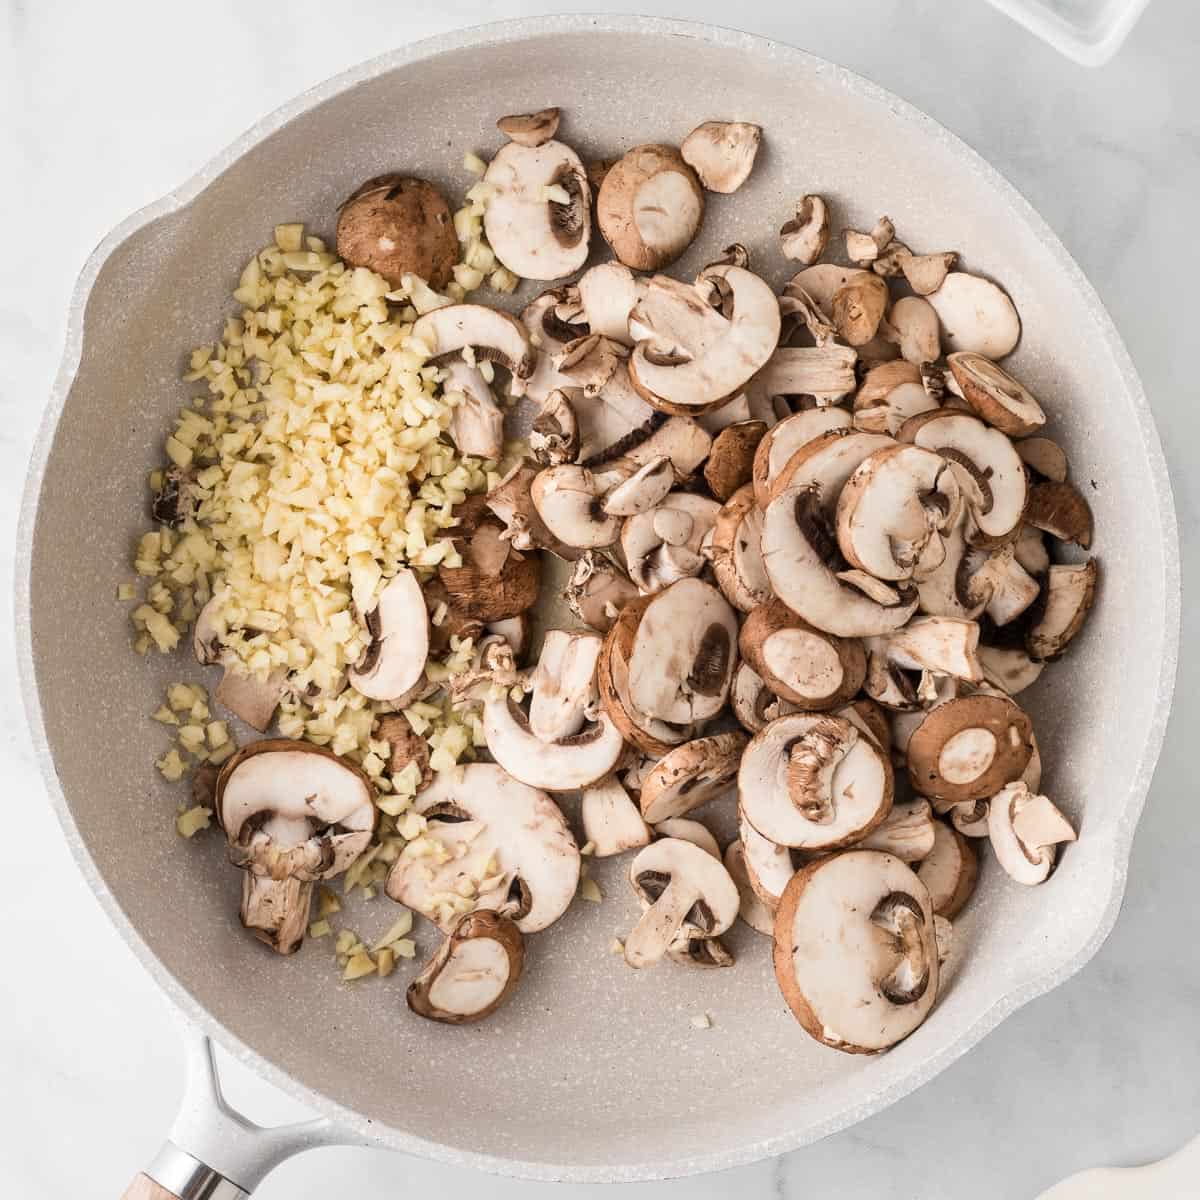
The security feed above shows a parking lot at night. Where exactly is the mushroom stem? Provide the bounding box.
[870,893,931,1005]
[239,874,314,956]
[624,877,698,969]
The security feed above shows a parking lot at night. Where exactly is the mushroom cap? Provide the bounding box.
[779,195,830,266]
[773,850,940,1052]
[1025,480,1094,549]
[709,484,772,614]
[915,820,979,918]
[926,272,1021,359]
[407,910,526,1025]
[680,120,763,194]
[724,840,777,935]
[387,764,580,933]
[738,810,796,909]
[626,578,739,724]
[437,528,542,620]
[947,352,1045,437]
[1026,560,1098,660]
[580,775,652,857]
[978,644,1045,695]
[987,781,1076,886]
[857,799,938,862]
[597,144,705,271]
[621,492,720,593]
[906,693,1034,803]
[602,455,675,516]
[639,732,747,823]
[412,304,537,384]
[651,817,721,860]
[483,139,591,280]
[216,740,376,881]
[739,713,894,850]
[496,106,560,147]
[528,629,603,742]
[443,359,504,461]
[738,599,867,710]
[531,464,621,549]
[768,428,896,509]
[704,420,767,501]
[347,569,429,702]
[752,409,853,508]
[577,261,643,345]
[336,175,457,288]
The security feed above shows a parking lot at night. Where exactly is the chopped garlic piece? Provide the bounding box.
[342,951,377,981]
[393,937,417,959]
[690,1013,713,1030]
[116,582,135,601]
[156,749,189,782]
[175,806,212,838]
[580,876,603,903]
[376,947,396,977]
[371,910,414,951]
[308,919,331,939]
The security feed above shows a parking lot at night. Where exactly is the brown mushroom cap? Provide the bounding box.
[705,420,767,501]
[915,820,979,918]
[407,910,526,1025]
[709,484,772,615]
[336,175,458,289]
[906,693,1034,803]
[723,839,777,936]
[773,849,939,1053]
[1025,480,1094,549]
[680,120,763,194]
[947,352,1046,437]
[639,732,747,823]
[1026,559,1098,660]
[496,106,561,147]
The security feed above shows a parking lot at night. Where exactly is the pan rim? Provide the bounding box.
[14,13,1181,1182]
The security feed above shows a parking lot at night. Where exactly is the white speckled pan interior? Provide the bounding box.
[16,15,1180,1184]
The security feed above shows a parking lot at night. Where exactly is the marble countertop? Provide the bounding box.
[3,2,1197,1197]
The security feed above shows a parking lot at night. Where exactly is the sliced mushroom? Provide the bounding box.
[1015,436,1069,483]
[193,598,287,731]
[901,252,958,296]
[878,295,939,365]
[652,817,721,860]
[831,272,889,347]
[739,599,866,710]
[407,910,525,1025]
[528,630,602,742]
[977,644,1045,695]
[530,464,620,549]
[839,697,894,754]
[875,616,983,683]
[483,462,579,561]
[906,693,1034,803]
[581,775,652,857]
[779,195,830,265]
[704,420,766,501]
[1025,480,1094,549]
[593,413,713,479]
[216,740,376,955]
[563,551,639,632]
[629,267,782,414]
[412,304,537,392]
[438,522,542,619]
[947,798,990,838]
[915,820,978,918]
[375,713,432,794]
[988,781,1077,886]
[767,428,896,508]
[680,120,762,193]
[853,381,939,437]
[483,138,591,280]
[336,175,457,288]
[520,289,589,405]
[926,272,1021,359]
[601,455,675,516]
[739,714,893,850]
[963,543,1041,626]
[947,352,1046,437]
[577,261,643,346]
[623,838,739,968]
[858,799,938,861]
[639,732,746,823]
[597,144,705,271]
[762,484,919,639]
[872,240,914,278]
[774,850,939,1052]
[707,484,771,614]
[903,410,1028,548]
[529,389,580,466]
[1027,560,1098,660]
[386,764,579,933]
[621,492,720,594]
[666,932,735,969]
[496,106,560,147]
[347,569,429,702]
[724,840,777,935]
[751,409,854,509]
[625,578,738,724]
[730,661,800,733]
[739,811,796,910]
[1013,522,1051,577]
[756,345,859,408]
[843,217,894,265]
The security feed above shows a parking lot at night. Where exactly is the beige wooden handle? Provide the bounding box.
[122,1176,181,1200]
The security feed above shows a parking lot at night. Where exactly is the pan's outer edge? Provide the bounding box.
[14,13,1182,1184]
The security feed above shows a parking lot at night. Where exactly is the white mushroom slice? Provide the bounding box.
[906,411,1028,547]
[347,569,429,702]
[520,290,587,405]
[483,138,591,280]
[443,360,503,460]
[978,645,1045,695]
[1021,735,1044,792]
[762,484,919,639]
[1025,480,1095,549]
[739,714,893,850]
[1027,560,1098,660]
[756,345,859,408]
[738,811,795,910]
[947,352,1045,436]
[1015,436,1068,483]
[639,732,747,823]
[581,776,652,857]
[412,304,536,390]
[483,689,624,792]
[708,484,771,614]
[837,698,893,754]
[1013,522,1051,577]
[780,195,830,265]
[530,464,620,549]
[739,600,866,710]
[597,145,705,272]
[681,120,762,193]
[572,377,662,470]
[853,381,938,437]
[877,616,983,682]
[883,296,941,365]
[837,445,961,582]
[622,493,720,594]
[901,252,958,295]
[602,455,674,516]
[483,462,578,560]
[238,875,311,957]
[926,272,1021,359]
[988,781,1077,885]
[767,428,896,510]
[563,551,638,632]
[386,764,580,933]
[626,578,738,724]
[915,820,979,918]
[624,838,738,968]
[606,414,714,479]
[629,267,782,413]
[858,799,938,862]
[906,694,1034,803]
[730,661,801,733]
[528,630,602,742]
[724,840,776,935]
[964,544,1041,626]
[407,911,525,1025]
[529,389,580,467]
[872,240,914,278]
[214,668,287,734]
[752,408,854,507]
[855,359,923,408]
[786,264,866,315]
[652,818,721,860]
[554,333,624,398]
[577,261,643,346]
[774,850,939,1052]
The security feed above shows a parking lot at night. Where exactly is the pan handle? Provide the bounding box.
[122,1027,358,1197]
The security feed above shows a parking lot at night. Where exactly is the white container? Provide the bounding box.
[985,0,1152,66]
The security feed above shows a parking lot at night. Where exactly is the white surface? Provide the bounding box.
[1,1,1196,1197]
